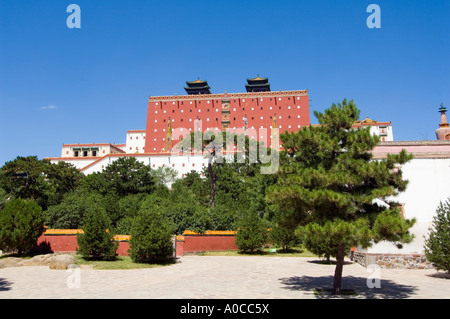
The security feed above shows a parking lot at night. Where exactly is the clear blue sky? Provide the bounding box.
[0,0,449,166]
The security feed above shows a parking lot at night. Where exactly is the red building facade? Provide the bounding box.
[144,78,310,153]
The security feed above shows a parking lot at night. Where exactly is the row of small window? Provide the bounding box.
[153,124,302,133]
[152,163,206,168]
[155,114,301,123]
[154,97,301,106]
[73,151,98,157]
[99,162,206,177]
[149,143,283,151]
[102,164,205,177]
[129,136,145,140]
[155,105,301,114]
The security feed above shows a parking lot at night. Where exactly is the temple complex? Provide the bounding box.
[44,78,450,267]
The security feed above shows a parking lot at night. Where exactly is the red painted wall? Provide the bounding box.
[36,233,131,256]
[176,236,184,257]
[37,234,79,253]
[144,90,310,153]
[182,235,238,253]
[36,231,238,257]
[116,241,131,257]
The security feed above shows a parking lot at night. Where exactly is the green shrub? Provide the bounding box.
[129,209,175,263]
[235,211,268,253]
[77,205,118,260]
[270,225,301,251]
[0,198,45,255]
[424,198,450,273]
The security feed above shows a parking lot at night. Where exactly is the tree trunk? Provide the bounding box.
[333,244,345,294]
[208,155,216,208]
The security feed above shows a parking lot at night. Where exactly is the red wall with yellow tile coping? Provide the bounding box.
[36,229,238,257]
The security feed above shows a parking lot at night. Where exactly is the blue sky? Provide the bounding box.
[0,0,449,166]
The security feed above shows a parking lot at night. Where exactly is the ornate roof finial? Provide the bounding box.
[436,102,450,140]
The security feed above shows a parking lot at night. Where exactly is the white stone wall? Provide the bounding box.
[49,158,96,170]
[367,157,450,255]
[80,154,209,178]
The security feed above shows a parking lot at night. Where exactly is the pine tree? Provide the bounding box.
[235,209,269,253]
[267,99,415,294]
[77,205,118,260]
[424,198,450,273]
[129,209,175,263]
[0,198,45,255]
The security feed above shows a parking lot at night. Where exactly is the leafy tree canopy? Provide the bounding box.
[45,189,105,229]
[82,157,157,197]
[0,156,82,210]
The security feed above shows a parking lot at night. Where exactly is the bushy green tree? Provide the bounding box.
[0,156,82,210]
[0,156,50,210]
[44,161,84,206]
[82,157,156,197]
[235,210,269,253]
[129,209,175,263]
[208,205,238,231]
[102,157,156,196]
[0,198,45,255]
[80,171,108,194]
[112,193,146,234]
[77,205,117,260]
[139,184,211,235]
[267,99,415,294]
[176,130,274,208]
[270,224,301,252]
[424,198,450,273]
[172,170,210,207]
[45,189,105,229]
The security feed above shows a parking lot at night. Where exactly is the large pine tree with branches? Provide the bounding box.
[267,99,415,294]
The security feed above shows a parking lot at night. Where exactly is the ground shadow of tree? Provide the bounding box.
[0,278,13,292]
[280,275,417,299]
[427,272,450,280]
[307,259,353,266]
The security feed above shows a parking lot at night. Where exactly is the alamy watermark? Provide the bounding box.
[169,121,280,175]
[366,264,381,288]
[66,4,81,29]
[367,4,381,29]
[66,4,380,30]
[66,264,81,289]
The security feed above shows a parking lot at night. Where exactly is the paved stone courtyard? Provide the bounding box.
[0,256,449,299]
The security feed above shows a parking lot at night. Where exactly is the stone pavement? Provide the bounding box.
[0,256,449,299]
